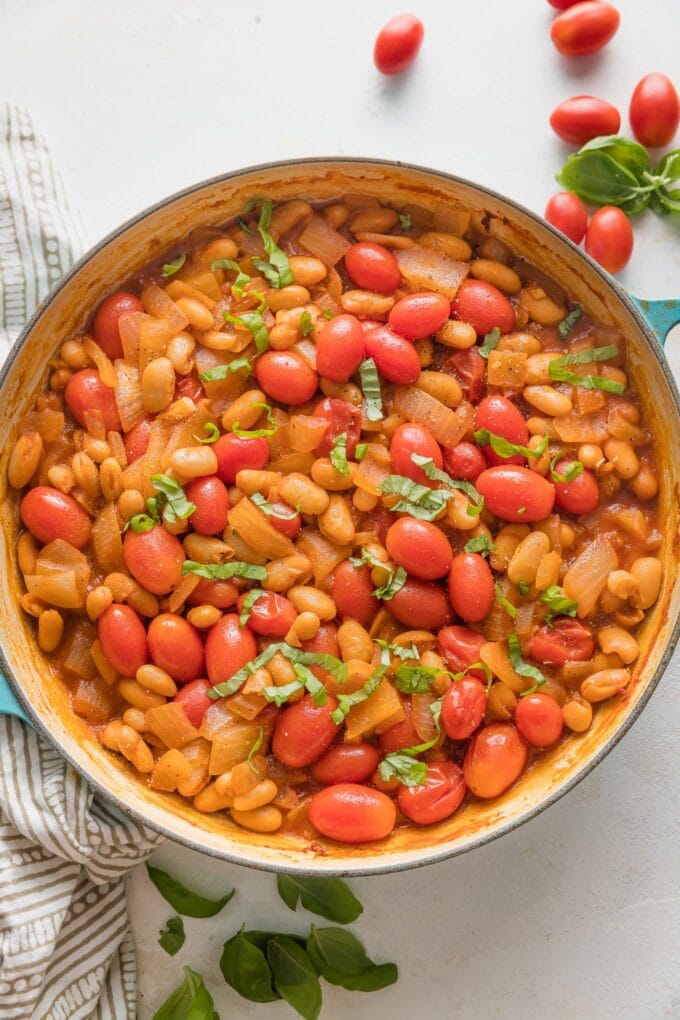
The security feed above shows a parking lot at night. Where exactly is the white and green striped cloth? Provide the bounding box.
[0,105,164,1020]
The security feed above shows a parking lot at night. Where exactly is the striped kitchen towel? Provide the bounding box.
[0,105,165,1020]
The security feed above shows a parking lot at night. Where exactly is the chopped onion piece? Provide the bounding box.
[393,387,474,448]
[344,682,405,742]
[563,536,618,618]
[26,572,83,609]
[293,339,317,370]
[432,203,471,237]
[397,247,469,298]
[297,528,351,586]
[82,337,117,388]
[228,497,296,560]
[141,283,189,332]
[208,720,263,774]
[114,360,144,433]
[19,410,64,442]
[298,214,350,266]
[92,503,123,573]
[288,415,329,453]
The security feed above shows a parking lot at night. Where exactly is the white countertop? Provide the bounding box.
[2,0,679,1016]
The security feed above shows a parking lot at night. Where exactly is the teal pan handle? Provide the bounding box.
[631,297,680,347]
[0,673,30,725]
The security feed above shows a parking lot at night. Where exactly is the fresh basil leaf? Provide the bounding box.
[158,916,185,957]
[464,534,496,557]
[508,633,546,696]
[224,311,269,356]
[161,254,186,278]
[399,212,412,230]
[394,664,440,693]
[478,327,501,359]
[295,662,328,706]
[517,581,530,596]
[330,666,387,725]
[549,454,585,483]
[237,216,254,235]
[299,311,314,336]
[539,584,578,624]
[378,734,439,787]
[558,305,583,341]
[359,358,384,421]
[267,935,322,1020]
[556,150,646,209]
[246,724,265,774]
[239,588,264,627]
[246,199,294,289]
[474,429,548,461]
[355,442,367,461]
[430,697,443,728]
[306,926,398,993]
[651,150,680,214]
[232,402,277,438]
[220,926,280,1003]
[375,639,419,662]
[207,642,347,699]
[181,560,267,582]
[151,965,217,1020]
[379,472,452,521]
[373,565,407,600]
[125,513,156,533]
[322,308,334,320]
[199,356,253,382]
[146,864,234,918]
[548,344,624,395]
[329,432,349,475]
[263,679,305,706]
[276,875,363,924]
[211,258,251,297]
[251,491,298,519]
[579,135,650,178]
[194,422,220,444]
[411,454,485,516]
[151,474,196,524]
[495,581,518,619]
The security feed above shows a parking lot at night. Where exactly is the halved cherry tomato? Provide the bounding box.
[528,617,595,666]
[443,442,485,482]
[441,677,487,740]
[441,348,485,402]
[310,743,380,785]
[20,486,92,548]
[174,679,213,727]
[255,350,318,405]
[92,291,144,359]
[213,433,269,484]
[123,417,152,464]
[272,693,339,767]
[550,1,620,56]
[390,422,443,485]
[267,502,302,539]
[437,625,486,679]
[397,762,466,825]
[388,292,450,340]
[98,604,148,677]
[378,701,421,753]
[452,279,515,336]
[184,476,230,535]
[515,693,564,748]
[148,613,205,682]
[476,466,556,522]
[550,95,621,145]
[344,242,401,293]
[463,724,528,798]
[314,398,362,458]
[175,374,205,403]
[552,460,599,514]
[205,614,257,686]
[329,561,379,628]
[447,553,495,623]
[388,578,452,630]
[187,577,239,608]
[364,326,421,384]
[373,13,424,75]
[544,192,588,245]
[585,206,633,274]
[123,526,185,596]
[386,518,453,580]
[475,394,529,467]
[65,369,121,432]
[629,73,679,148]
[237,590,297,637]
[315,314,365,381]
[308,784,396,843]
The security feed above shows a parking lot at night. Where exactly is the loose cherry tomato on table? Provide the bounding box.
[452,279,515,337]
[550,2,620,56]
[475,394,529,467]
[98,604,148,677]
[397,762,466,825]
[205,614,257,686]
[528,617,595,666]
[629,73,679,148]
[388,578,452,630]
[547,0,589,7]
[123,417,152,464]
[544,193,588,245]
[344,242,401,293]
[267,502,302,539]
[390,422,443,484]
[585,206,633,274]
[174,679,213,728]
[309,784,397,843]
[549,95,621,145]
[314,398,362,457]
[65,369,121,432]
[20,486,92,548]
[315,314,365,382]
[272,693,339,767]
[464,724,528,798]
[148,613,205,682]
[378,702,421,753]
[385,517,453,580]
[476,466,556,522]
[184,476,230,535]
[92,291,144,359]
[437,625,486,679]
[373,13,424,76]
[515,693,564,748]
[310,743,380,785]
[329,561,379,628]
[441,677,487,740]
[552,460,599,514]
[236,590,297,637]
[213,433,269,484]
[441,348,486,403]
[123,526,185,596]
[364,326,421,384]
[443,441,485,482]
[447,553,495,623]
[187,577,239,608]
[255,350,318,405]
[388,292,450,340]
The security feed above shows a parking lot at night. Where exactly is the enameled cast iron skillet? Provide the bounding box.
[1,159,679,875]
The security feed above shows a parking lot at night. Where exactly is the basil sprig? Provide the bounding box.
[548,344,624,395]
[539,584,578,624]
[474,429,548,461]
[394,664,443,693]
[263,662,328,708]
[245,198,294,288]
[199,356,253,382]
[379,473,451,521]
[161,253,186,277]
[359,358,383,421]
[158,916,185,957]
[277,875,363,924]
[147,864,234,918]
[151,966,216,1020]
[508,633,547,697]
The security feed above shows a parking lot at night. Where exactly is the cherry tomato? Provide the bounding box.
[443,442,485,482]
[205,614,257,687]
[528,618,595,666]
[388,292,450,340]
[314,398,362,458]
[364,505,395,545]
[544,192,588,245]
[315,314,365,382]
[184,476,230,535]
[476,466,556,522]
[585,206,633,274]
[237,590,297,637]
[123,417,152,464]
[390,422,443,485]
[386,518,452,580]
[388,578,452,630]
[378,702,421,753]
[20,486,92,548]
[123,525,185,596]
[344,242,401,293]
[441,678,487,740]
[515,693,564,748]
[98,604,148,677]
[92,291,144,359]
[213,433,269,484]
[475,394,529,467]
[308,784,396,843]
[397,762,466,825]
[550,1,620,56]
[452,279,515,336]
[550,95,621,145]
[364,326,421,384]
[267,502,302,539]
[552,460,599,514]
[373,13,424,75]
[437,625,486,678]
[301,621,341,687]
[447,553,495,623]
[441,348,485,402]
[463,724,528,798]
[174,679,213,727]
[175,373,205,403]
[187,577,239,608]
[148,613,205,682]
[629,73,679,148]
[65,369,121,432]
[272,693,339,767]
[255,350,318,405]
[547,0,588,7]
[310,743,380,785]
[329,560,379,628]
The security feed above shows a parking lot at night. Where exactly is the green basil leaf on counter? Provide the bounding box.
[151,965,218,1019]
[220,926,281,1003]
[161,254,186,278]
[579,135,651,179]
[158,916,185,957]
[556,150,648,211]
[651,150,680,214]
[276,875,363,924]
[267,935,322,1020]
[359,358,383,421]
[307,925,398,993]
[146,864,234,918]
